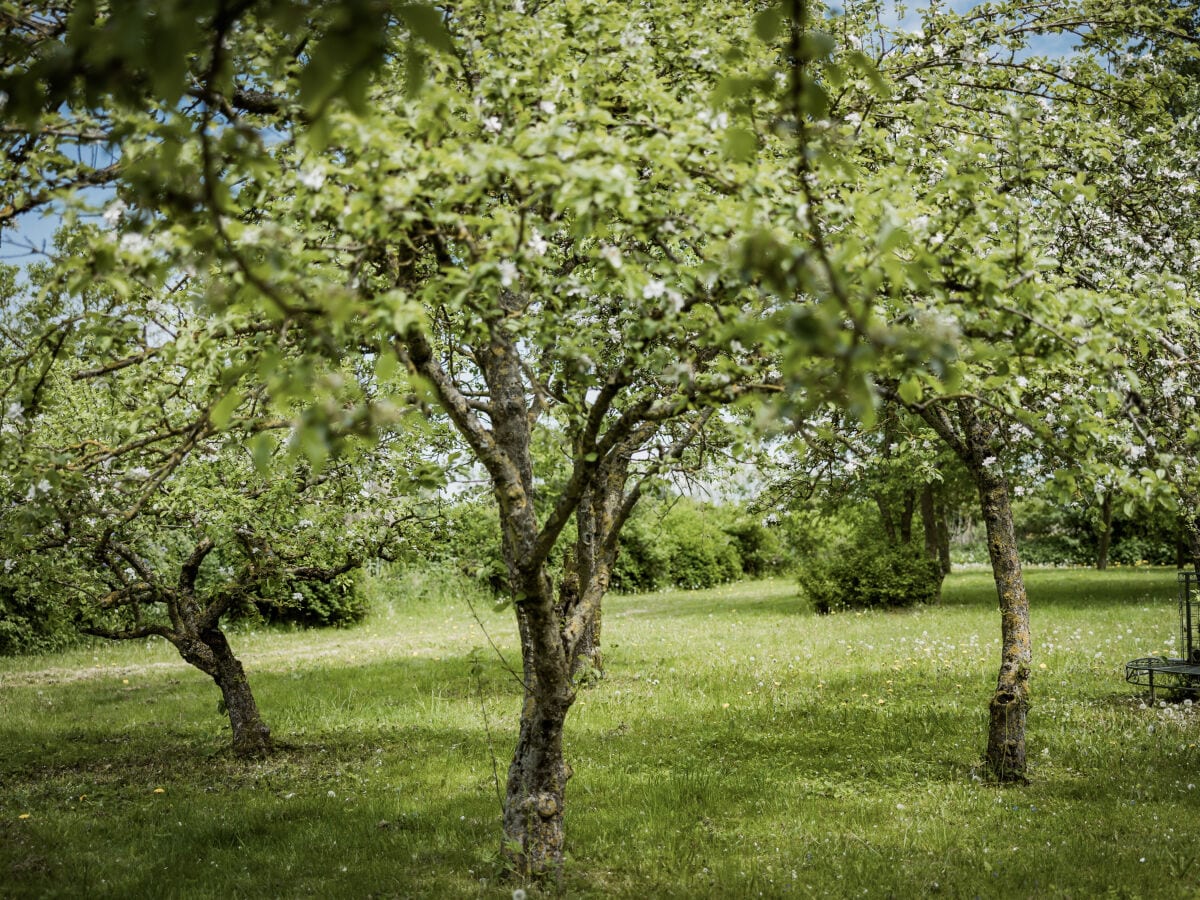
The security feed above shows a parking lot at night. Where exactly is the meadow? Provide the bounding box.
[1,566,1195,898]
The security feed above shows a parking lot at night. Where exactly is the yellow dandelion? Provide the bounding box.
[18,813,31,820]
[153,787,165,794]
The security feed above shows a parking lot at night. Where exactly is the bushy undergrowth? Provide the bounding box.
[799,537,942,613]
[610,498,788,592]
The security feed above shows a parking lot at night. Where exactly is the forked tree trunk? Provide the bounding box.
[1096,493,1113,571]
[975,468,1030,782]
[204,627,273,757]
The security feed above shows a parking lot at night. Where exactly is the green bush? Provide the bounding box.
[0,574,83,656]
[799,540,942,614]
[251,573,368,628]
[665,507,743,589]
[611,514,673,593]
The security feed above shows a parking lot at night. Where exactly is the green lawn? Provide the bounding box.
[1,567,1194,898]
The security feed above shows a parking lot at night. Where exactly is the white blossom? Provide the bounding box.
[119,233,153,254]
[539,100,557,115]
[102,199,128,227]
[642,279,666,300]
[483,116,503,134]
[299,168,326,190]
[599,244,622,269]
[527,230,548,256]
[498,260,518,287]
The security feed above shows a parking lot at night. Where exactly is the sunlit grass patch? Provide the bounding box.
[0,567,1190,897]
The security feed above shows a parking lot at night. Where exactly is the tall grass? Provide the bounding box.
[1,567,1191,897]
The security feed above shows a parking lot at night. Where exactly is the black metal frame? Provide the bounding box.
[1126,572,1200,701]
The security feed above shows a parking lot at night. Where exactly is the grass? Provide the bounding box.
[1,566,1195,898]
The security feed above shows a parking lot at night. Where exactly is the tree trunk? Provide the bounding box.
[975,470,1030,782]
[875,494,897,544]
[920,484,945,600]
[1095,493,1113,571]
[898,489,915,545]
[936,499,952,576]
[203,628,273,757]
[502,688,571,880]
[921,485,939,564]
[571,606,603,679]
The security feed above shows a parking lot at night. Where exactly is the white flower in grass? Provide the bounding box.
[539,100,557,115]
[483,115,503,134]
[498,260,518,287]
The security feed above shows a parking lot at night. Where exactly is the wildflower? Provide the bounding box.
[513,890,528,900]
[153,787,165,794]
[498,260,518,287]
[483,116,503,134]
[539,100,557,115]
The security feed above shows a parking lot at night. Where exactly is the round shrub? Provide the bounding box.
[799,541,942,614]
[253,573,368,628]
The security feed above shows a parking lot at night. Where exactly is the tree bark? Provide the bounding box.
[898,489,915,545]
[1095,492,1113,571]
[204,627,273,757]
[936,496,952,576]
[920,484,945,599]
[921,484,939,564]
[972,465,1030,782]
[875,494,897,544]
[502,685,571,879]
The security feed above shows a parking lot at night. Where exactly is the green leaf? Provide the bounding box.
[210,391,243,429]
[754,5,785,42]
[249,432,277,476]
[897,376,923,405]
[398,4,453,53]
[723,127,758,162]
